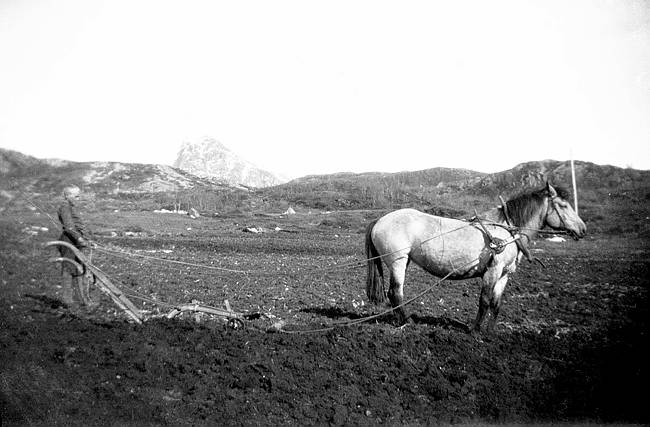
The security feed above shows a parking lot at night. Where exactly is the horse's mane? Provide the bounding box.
[505,185,570,226]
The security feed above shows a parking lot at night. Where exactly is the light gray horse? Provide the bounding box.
[365,182,586,332]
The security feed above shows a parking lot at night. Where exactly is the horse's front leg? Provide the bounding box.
[472,282,490,333]
[487,274,509,333]
[474,267,505,333]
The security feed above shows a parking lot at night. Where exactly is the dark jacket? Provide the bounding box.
[57,199,90,270]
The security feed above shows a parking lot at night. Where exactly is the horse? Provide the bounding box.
[365,182,586,333]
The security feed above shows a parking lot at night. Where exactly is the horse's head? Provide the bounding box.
[543,182,587,240]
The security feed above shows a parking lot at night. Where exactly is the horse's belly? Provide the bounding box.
[412,240,486,279]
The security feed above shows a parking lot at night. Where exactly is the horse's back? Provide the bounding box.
[372,208,471,251]
[375,208,462,230]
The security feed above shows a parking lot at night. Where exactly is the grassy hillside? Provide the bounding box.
[260,168,483,211]
[1,148,648,236]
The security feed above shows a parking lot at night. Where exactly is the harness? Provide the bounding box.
[471,213,519,255]
[470,196,540,265]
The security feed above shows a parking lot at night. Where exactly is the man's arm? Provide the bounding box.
[58,203,86,245]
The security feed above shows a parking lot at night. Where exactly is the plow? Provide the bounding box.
[46,240,245,327]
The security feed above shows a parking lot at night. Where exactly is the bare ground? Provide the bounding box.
[1,212,648,425]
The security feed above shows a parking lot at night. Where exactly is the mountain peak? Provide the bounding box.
[172,137,286,188]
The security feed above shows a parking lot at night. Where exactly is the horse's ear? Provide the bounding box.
[546,181,557,198]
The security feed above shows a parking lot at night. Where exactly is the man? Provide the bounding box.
[57,185,95,309]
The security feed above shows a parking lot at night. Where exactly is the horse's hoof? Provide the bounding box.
[393,314,410,327]
[397,317,414,329]
[470,330,484,343]
[86,303,100,313]
[65,301,80,311]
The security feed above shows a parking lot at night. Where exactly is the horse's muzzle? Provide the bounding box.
[570,223,587,240]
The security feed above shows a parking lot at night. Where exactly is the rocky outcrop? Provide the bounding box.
[173,138,286,188]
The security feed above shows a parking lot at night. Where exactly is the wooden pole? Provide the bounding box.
[166,303,243,320]
[570,152,578,214]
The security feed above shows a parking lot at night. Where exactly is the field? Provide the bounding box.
[1,207,648,425]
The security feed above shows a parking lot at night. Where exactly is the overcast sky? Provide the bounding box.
[1,0,648,178]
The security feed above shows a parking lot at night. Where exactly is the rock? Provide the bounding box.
[173,137,287,188]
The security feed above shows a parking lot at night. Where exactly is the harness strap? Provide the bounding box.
[472,210,508,255]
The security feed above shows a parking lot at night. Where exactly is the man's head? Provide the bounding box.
[63,185,81,200]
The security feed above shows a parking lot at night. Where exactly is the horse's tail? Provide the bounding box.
[365,219,386,304]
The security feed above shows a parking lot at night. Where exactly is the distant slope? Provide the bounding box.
[262,167,486,210]
[471,160,650,197]
[2,148,649,236]
[4,148,648,205]
[258,159,650,227]
[0,148,245,196]
[0,148,43,174]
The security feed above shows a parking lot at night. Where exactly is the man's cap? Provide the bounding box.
[63,185,81,199]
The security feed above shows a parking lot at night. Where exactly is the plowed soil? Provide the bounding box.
[1,211,648,425]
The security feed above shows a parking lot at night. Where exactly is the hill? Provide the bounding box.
[255,160,650,236]
[261,159,649,208]
[1,148,237,193]
[0,148,248,213]
[1,148,648,235]
[260,168,484,212]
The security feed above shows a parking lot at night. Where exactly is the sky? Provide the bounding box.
[1,0,649,179]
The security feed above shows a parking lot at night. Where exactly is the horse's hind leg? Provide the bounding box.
[387,258,409,325]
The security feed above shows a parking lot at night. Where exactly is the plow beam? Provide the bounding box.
[46,241,143,324]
